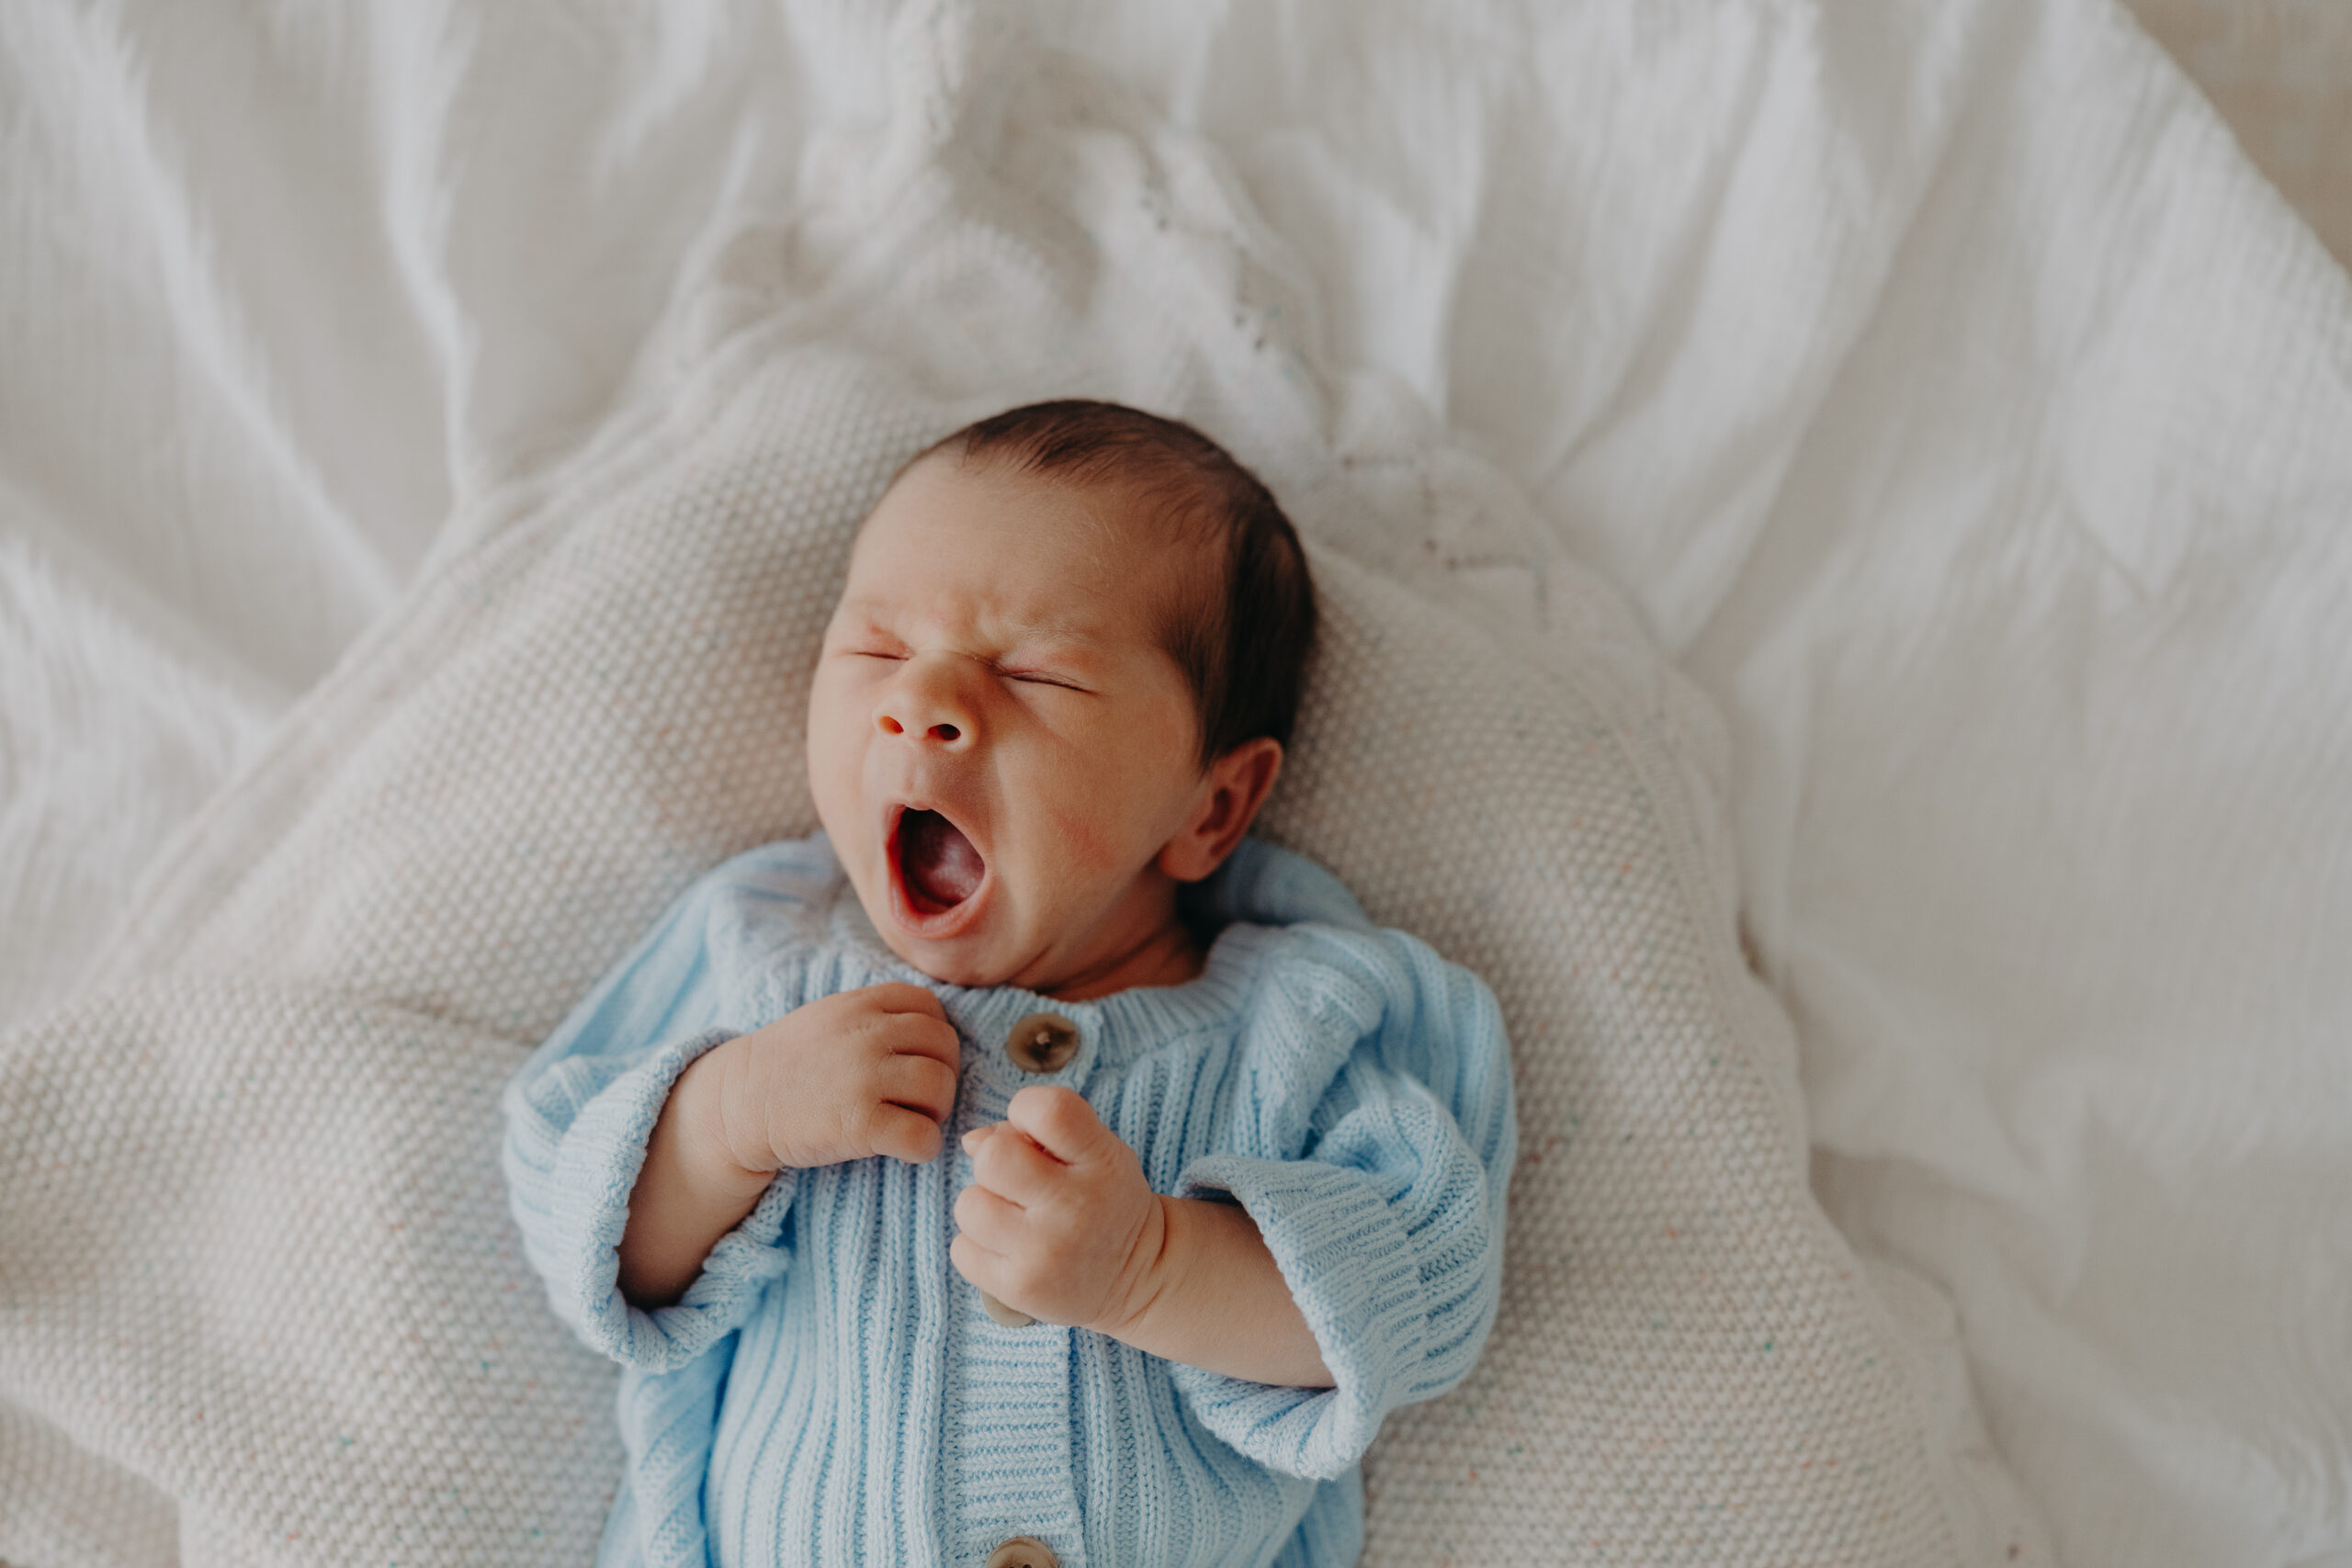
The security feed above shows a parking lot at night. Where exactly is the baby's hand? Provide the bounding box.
[950,1086,1165,1333]
[718,983,963,1171]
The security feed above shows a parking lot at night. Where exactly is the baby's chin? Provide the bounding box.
[862,881,1124,998]
[848,866,1027,988]
[872,926,1016,989]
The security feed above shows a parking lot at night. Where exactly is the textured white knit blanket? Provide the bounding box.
[0,32,2047,1552]
[0,333,2030,1566]
[8,4,2211,1562]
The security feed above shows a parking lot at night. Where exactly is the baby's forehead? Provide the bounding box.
[851,457,1214,597]
[914,451,1205,538]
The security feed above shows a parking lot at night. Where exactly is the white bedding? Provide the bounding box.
[4,1,2346,1563]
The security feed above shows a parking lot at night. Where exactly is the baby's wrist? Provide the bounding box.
[1082,1192,1180,1344]
[1080,1194,1335,1389]
[675,1040,782,1192]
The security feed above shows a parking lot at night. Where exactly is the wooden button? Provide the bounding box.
[1004,1012,1080,1073]
[977,1289,1035,1328]
[984,1538,1057,1568]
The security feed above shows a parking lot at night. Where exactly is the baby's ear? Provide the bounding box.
[1160,738,1283,883]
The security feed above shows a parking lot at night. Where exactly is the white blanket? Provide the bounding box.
[4,0,2347,1563]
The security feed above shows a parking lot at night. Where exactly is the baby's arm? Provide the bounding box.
[618,983,962,1307]
[1106,1190,1337,1388]
[952,1087,1333,1388]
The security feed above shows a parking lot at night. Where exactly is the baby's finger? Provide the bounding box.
[953,1179,1026,1246]
[877,1052,958,1122]
[947,1231,1007,1293]
[969,1122,1065,1206]
[858,981,948,1020]
[1004,1085,1117,1167]
[884,1010,964,1071]
[865,1102,945,1165]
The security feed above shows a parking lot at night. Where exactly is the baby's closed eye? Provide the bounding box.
[1000,669,1087,691]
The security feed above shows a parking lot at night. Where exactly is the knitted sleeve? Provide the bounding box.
[501,849,816,1375]
[1170,931,1516,1481]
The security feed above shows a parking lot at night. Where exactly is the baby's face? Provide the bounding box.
[808,455,1215,994]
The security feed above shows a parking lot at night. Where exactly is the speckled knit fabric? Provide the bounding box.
[0,25,2042,1561]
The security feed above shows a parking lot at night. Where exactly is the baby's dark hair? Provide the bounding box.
[914,400,1317,772]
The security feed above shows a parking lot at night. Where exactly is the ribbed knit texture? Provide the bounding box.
[503,832,1516,1568]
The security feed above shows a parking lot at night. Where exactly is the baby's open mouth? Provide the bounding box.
[895,808,986,915]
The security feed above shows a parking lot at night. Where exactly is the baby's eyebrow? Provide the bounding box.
[833,595,1111,653]
[999,624,1108,655]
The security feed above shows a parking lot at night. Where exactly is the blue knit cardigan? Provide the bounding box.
[503,833,1514,1568]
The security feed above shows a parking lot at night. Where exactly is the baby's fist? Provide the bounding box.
[949,1087,1164,1334]
[722,983,961,1172]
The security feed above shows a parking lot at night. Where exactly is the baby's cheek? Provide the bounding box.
[807,771,864,869]
[805,707,869,837]
[1039,791,1129,877]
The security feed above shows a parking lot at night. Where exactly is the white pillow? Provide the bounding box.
[0,337,2038,1567]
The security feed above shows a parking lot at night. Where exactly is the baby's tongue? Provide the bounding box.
[900,809,984,908]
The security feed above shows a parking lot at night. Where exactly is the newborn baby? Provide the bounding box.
[503,401,1515,1568]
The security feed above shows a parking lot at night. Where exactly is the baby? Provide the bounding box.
[503,401,1515,1568]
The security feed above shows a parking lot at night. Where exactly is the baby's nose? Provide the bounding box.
[877,712,964,743]
[876,659,976,747]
